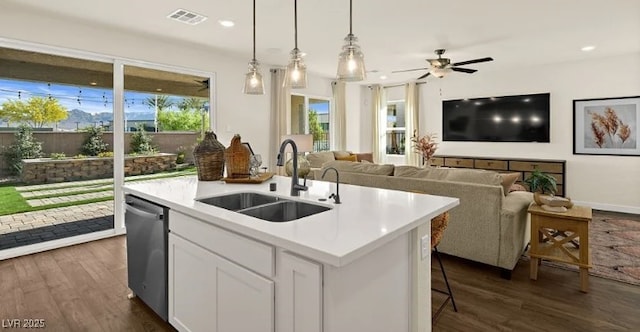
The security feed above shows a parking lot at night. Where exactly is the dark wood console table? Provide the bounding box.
[431,155,567,196]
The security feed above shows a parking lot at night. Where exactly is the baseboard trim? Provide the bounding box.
[571,200,640,215]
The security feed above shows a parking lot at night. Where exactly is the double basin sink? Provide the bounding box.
[196,192,331,222]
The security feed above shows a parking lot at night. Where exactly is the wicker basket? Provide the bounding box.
[225,135,251,178]
[193,131,225,181]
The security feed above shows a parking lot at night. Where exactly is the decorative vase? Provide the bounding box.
[193,131,225,181]
[285,155,311,178]
[225,135,251,178]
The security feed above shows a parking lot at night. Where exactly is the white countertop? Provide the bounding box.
[123,175,459,267]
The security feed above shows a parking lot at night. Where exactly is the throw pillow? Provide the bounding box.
[336,155,358,162]
[499,172,521,196]
[509,183,527,192]
[306,151,335,168]
[333,150,352,159]
[354,153,374,163]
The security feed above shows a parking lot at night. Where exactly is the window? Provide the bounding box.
[290,94,331,152]
[386,100,405,155]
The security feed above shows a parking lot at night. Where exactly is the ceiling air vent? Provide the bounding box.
[167,9,208,25]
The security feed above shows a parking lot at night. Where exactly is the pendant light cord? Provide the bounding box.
[252,0,256,60]
[349,0,353,35]
[294,0,298,49]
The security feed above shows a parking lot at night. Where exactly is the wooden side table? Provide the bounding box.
[528,204,592,292]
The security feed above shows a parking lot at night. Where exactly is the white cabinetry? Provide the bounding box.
[276,251,323,332]
[169,233,274,332]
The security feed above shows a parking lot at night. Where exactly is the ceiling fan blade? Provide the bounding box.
[391,67,429,73]
[451,67,477,74]
[417,72,431,80]
[451,57,494,66]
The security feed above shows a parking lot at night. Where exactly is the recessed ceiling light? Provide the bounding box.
[218,20,235,27]
[581,45,596,52]
[379,75,388,80]
[156,88,163,92]
[90,82,97,86]
[167,9,208,25]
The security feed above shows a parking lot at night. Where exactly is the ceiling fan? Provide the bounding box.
[392,49,493,79]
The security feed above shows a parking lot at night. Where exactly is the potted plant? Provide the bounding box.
[524,169,557,195]
[524,169,560,206]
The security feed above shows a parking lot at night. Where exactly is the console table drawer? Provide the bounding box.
[510,161,563,173]
[430,157,444,167]
[444,158,474,168]
[475,159,508,170]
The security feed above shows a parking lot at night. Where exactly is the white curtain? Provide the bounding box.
[270,69,291,175]
[404,82,420,166]
[332,81,347,151]
[371,85,387,164]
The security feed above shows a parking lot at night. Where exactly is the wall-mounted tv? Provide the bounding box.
[443,93,550,142]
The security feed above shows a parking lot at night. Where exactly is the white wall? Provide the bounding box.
[356,53,640,213]
[0,4,332,167]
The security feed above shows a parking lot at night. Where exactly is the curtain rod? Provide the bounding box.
[367,81,427,89]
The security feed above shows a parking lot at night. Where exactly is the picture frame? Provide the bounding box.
[573,96,639,156]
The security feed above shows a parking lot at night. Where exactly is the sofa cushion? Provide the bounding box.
[306,151,335,168]
[394,166,451,181]
[499,172,521,196]
[444,168,502,186]
[322,160,395,176]
[336,154,358,162]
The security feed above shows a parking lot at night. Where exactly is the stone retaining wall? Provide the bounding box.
[21,153,177,184]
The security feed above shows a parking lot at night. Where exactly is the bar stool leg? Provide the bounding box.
[434,246,457,312]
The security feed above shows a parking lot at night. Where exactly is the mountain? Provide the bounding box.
[58,109,155,130]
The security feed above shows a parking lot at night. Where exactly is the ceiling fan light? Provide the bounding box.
[284,48,307,89]
[243,60,265,95]
[430,67,451,78]
[337,34,366,81]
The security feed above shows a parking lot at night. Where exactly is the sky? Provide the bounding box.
[0,78,183,114]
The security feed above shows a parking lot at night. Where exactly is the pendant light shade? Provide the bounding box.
[284,0,307,89]
[243,60,265,94]
[243,0,265,95]
[336,0,366,81]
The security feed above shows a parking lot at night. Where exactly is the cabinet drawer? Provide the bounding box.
[510,161,564,173]
[475,159,508,170]
[430,157,444,167]
[444,158,474,168]
[525,172,563,184]
[169,210,274,277]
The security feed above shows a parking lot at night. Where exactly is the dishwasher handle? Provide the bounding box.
[126,203,161,220]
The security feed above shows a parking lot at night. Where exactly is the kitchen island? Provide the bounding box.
[124,175,459,332]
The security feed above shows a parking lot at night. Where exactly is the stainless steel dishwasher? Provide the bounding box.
[125,195,168,321]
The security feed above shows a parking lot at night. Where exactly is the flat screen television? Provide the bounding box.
[442,93,550,142]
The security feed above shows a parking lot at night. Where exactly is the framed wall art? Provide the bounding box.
[573,96,639,156]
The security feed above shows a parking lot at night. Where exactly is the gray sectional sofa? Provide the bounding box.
[314,160,534,276]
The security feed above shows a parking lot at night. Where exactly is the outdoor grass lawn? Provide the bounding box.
[0,186,31,215]
[0,166,196,216]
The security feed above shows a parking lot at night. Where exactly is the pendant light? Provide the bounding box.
[284,0,307,89]
[336,0,366,81]
[243,0,265,94]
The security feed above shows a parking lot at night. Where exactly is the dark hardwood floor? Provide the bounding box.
[432,254,640,331]
[0,236,173,332]
[1,235,638,331]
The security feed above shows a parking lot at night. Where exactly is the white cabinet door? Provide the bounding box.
[276,251,323,332]
[169,234,274,332]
